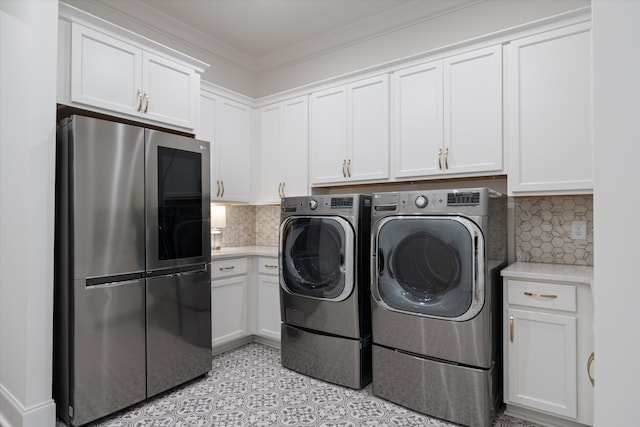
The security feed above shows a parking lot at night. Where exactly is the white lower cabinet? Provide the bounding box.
[211,254,281,352]
[502,264,594,427]
[507,308,577,418]
[211,258,249,350]
[257,257,281,341]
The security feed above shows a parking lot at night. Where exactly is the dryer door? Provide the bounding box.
[280,216,354,301]
[373,216,484,321]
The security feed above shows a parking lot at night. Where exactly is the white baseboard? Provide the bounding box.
[211,335,281,356]
[505,404,591,427]
[0,384,56,427]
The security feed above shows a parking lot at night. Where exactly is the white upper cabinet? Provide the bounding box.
[392,45,503,180]
[257,96,309,204]
[66,22,204,131]
[199,88,252,203]
[393,61,443,178]
[506,21,592,195]
[310,75,389,185]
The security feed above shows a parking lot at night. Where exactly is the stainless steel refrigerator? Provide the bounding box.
[54,115,212,426]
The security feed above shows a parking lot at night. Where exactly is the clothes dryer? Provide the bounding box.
[371,188,507,427]
[279,194,372,389]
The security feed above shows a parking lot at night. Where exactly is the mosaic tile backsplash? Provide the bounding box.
[515,195,593,266]
[215,204,280,248]
[215,195,594,266]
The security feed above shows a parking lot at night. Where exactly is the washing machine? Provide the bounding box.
[279,194,372,389]
[371,188,507,427]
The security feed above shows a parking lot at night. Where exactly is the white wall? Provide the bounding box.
[0,1,58,426]
[592,1,640,425]
[257,0,590,97]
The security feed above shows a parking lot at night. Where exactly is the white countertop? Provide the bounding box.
[211,245,277,259]
[501,261,593,286]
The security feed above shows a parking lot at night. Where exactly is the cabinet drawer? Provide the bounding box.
[258,257,279,275]
[211,258,248,279]
[507,280,576,312]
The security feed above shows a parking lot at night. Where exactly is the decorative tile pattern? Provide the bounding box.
[515,196,593,265]
[61,343,542,427]
[216,205,256,247]
[256,205,280,247]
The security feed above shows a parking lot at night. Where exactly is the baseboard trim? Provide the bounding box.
[505,404,591,427]
[212,335,281,356]
[0,383,56,427]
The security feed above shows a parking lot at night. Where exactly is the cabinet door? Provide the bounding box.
[392,61,443,178]
[506,22,592,195]
[142,51,198,129]
[443,45,503,175]
[71,24,142,116]
[257,275,281,340]
[258,104,283,203]
[211,276,248,348]
[310,86,348,184]
[199,91,219,202]
[348,75,390,182]
[281,96,309,198]
[216,99,251,202]
[507,308,577,419]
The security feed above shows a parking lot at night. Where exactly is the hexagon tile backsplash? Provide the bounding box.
[515,195,593,266]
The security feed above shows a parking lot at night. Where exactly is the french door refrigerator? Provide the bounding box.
[54,115,211,426]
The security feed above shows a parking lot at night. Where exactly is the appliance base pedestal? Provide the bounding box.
[372,344,500,427]
[281,323,371,389]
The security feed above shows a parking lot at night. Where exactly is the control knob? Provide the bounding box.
[309,199,318,210]
[415,195,428,208]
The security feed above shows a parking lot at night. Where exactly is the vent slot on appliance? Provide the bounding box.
[447,192,480,206]
[331,197,353,208]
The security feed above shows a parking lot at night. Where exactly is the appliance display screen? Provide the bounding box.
[157,147,203,260]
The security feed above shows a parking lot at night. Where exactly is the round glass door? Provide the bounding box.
[374,216,484,320]
[280,216,354,301]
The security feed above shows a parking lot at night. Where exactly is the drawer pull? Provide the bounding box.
[509,315,514,343]
[264,264,278,269]
[587,352,595,387]
[524,291,558,299]
[219,266,235,271]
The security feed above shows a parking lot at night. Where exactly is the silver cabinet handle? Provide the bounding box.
[342,159,347,178]
[277,182,282,198]
[216,180,221,197]
[144,91,150,113]
[264,264,278,269]
[136,89,143,112]
[281,181,286,197]
[220,180,225,197]
[438,148,443,170]
[587,352,595,387]
[347,159,351,177]
[444,147,449,169]
[524,291,558,299]
[219,266,235,271]
[509,315,514,343]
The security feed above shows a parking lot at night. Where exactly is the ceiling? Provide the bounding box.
[64,0,478,71]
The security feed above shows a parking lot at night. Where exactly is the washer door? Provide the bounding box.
[280,216,354,301]
[373,216,484,321]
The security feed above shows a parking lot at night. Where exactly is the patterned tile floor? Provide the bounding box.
[58,343,542,427]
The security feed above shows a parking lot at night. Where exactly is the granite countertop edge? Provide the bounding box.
[501,261,593,286]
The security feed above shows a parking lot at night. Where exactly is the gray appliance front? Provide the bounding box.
[373,344,498,427]
[146,267,212,397]
[372,215,494,368]
[280,215,361,338]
